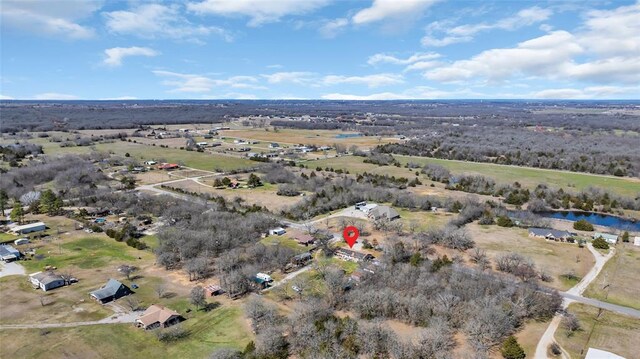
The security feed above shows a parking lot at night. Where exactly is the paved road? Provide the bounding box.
[0,310,142,329]
[0,261,26,278]
[559,292,640,318]
[534,244,617,359]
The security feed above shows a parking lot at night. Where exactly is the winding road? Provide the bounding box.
[533,243,618,359]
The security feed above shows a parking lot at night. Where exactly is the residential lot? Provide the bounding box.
[584,244,640,310]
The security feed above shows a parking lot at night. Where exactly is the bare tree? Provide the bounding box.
[190,286,207,310]
[155,283,167,298]
[124,296,140,311]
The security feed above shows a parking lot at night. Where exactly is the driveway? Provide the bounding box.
[0,309,143,329]
[0,261,26,278]
[534,243,617,359]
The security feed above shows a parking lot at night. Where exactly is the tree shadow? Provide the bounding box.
[161,292,177,299]
[203,302,221,312]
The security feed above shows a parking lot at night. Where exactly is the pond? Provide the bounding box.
[539,211,640,231]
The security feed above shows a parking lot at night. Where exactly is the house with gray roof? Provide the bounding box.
[368,205,400,221]
[528,228,574,241]
[29,271,66,291]
[593,232,618,244]
[0,245,21,262]
[90,279,133,304]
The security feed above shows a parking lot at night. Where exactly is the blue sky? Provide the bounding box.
[1,0,639,100]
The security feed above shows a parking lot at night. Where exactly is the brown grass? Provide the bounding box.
[466,223,595,291]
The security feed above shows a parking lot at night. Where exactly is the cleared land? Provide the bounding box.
[0,306,251,359]
[466,223,595,291]
[584,244,640,310]
[311,155,640,197]
[222,128,399,149]
[556,303,640,359]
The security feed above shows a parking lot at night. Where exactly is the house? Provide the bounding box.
[14,238,29,245]
[236,147,251,152]
[89,279,133,304]
[528,228,573,241]
[29,271,66,291]
[334,248,375,263]
[360,203,378,214]
[204,284,223,296]
[269,228,286,236]
[269,143,280,149]
[355,201,367,210]
[294,233,315,246]
[256,273,273,282]
[136,304,184,330]
[203,134,213,139]
[368,206,400,221]
[158,163,179,170]
[634,236,640,246]
[593,232,618,244]
[10,222,46,235]
[584,348,625,359]
[0,245,21,262]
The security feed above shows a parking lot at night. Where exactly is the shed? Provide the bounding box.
[294,234,315,246]
[89,279,133,304]
[269,228,286,236]
[14,238,30,246]
[634,236,640,246]
[204,284,224,296]
[10,222,46,235]
[29,271,66,291]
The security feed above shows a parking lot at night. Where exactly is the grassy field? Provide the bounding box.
[0,306,252,359]
[583,244,640,310]
[222,128,399,149]
[260,235,307,253]
[556,303,640,359]
[0,135,254,172]
[466,224,595,291]
[311,155,640,197]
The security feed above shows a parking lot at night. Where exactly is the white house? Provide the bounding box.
[634,236,640,247]
[10,222,46,235]
[29,271,66,291]
[269,228,286,236]
[593,232,618,244]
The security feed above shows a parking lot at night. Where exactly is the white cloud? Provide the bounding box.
[425,31,584,82]
[0,95,15,100]
[352,0,439,25]
[262,72,316,84]
[321,92,408,100]
[1,0,100,39]
[425,2,640,86]
[103,47,159,67]
[322,73,404,87]
[104,3,232,42]
[367,52,440,66]
[187,0,330,27]
[318,18,349,38]
[153,71,264,93]
[533,86,639,99]
[422,6,552,47]
[32,92,80,100]
[404,61,441,72]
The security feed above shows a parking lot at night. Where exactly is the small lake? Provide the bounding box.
[539,211,640,231]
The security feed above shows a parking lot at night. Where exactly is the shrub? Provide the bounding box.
[573,219,594,231]
[592,236,610,250]
[496,216,514,227]
[501,335,525,359]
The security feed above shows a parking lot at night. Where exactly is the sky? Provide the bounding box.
[1,0,639,100]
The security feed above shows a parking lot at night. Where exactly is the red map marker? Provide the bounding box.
[343,226,359,248]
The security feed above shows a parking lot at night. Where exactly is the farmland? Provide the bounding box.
[311,155,640,197]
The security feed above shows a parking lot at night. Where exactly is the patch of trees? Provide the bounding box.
[573,219,594,231]
[362,152,400,167]
[0,154,108,201]
[592,237,610,250]
[0,142,43,166]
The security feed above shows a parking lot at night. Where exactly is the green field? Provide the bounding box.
[556,303,640,359]
[21,236,140,272]
[0,306,251,359]
[310,155,640,197]
[584,245,640,310]
[0,136,254,172]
